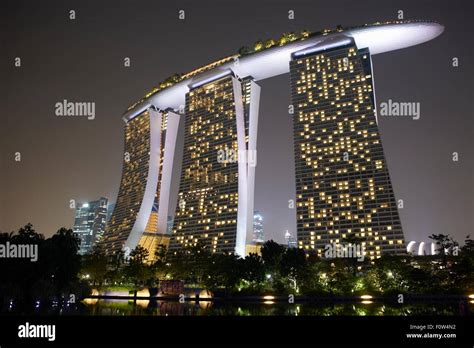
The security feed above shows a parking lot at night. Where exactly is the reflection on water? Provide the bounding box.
[76,299,472,316]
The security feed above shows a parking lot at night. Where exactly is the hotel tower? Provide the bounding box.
[168,73,259,256]
[290,37,404,259]
[101,21,443,260]
[101,108,180,259]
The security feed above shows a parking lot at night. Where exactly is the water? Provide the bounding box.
[3,298,471,316]
[66,299,473,316]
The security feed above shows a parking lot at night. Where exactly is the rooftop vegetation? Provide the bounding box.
[126,20,436,112]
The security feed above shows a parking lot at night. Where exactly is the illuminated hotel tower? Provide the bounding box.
[103,21,443,259]
[290,36,405,259]
[168,71,260,256]
[101,108,180,257]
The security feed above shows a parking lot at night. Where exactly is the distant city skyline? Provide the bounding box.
[1,0,473,247]
[73,197,108,254]
[253,211,264,243]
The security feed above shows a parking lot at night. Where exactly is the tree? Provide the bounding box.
[0,224,44,310]
[106,249,125,284]
[301,29,310,38]
[264,39,276,49]
[446,235,474,292]
[287,32,297,41]
[41,228,81,292]
[461,235,474,253]
[340,235,367,276]
[429,233,460,277]
[365,255,413,294]
[299,256,329,295]
[0,224,86,311]
[238,46,251,56]
[167,243,211,285]
[123,246,154,289]
[254,40,264,51]
[280,248,307,293]
[260,240,285,274]
[13,223,44,244]
[241,253,265,286]
[203,253,242,293]
[429,234,459,256]
[153,245,171,280]
[279,33,290,45]
[81,246,108,286]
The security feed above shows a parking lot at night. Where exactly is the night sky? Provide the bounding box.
[1,0,473,246]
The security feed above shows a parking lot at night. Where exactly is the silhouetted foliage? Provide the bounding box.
[0,224,84,312]
[4,226,469,309]
[123,246,154,288]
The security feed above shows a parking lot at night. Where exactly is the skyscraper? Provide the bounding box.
[285,230,297,249]
[106,203,115,223]
[168,71,260,256]
[253,211,264,243]
[73,197,108,254]
[102,21,443,259]
[101,108,180,257]
[289,36,405,259]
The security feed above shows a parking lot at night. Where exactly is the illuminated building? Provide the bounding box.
[253,211,264,243]
[104,21,443,258]
[168,71,260,256]
[166,216,174,234]
[106,203,115,223]
[245,212,264,256]
[137,202,171,262]
[285,230,297,249]
[406,240,438,256]
[289,37,404,259]
[101,109,180,258]
[245,243,263,256]
[73,197,108,254]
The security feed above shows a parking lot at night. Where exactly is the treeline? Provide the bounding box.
[0,224,88,312]
[1,224,473,311]
[83,234,474,297]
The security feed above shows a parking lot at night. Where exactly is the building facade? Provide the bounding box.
[284,230,298,249]
[168,72,260,256]
[106,203,115,223]
[101,108,180,257]
[103,21,443,259]
[253,211,264,243]
[73,197,108,254]
[289,37,405,259]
